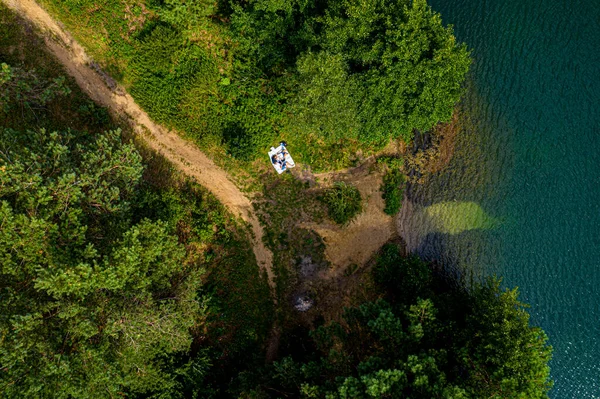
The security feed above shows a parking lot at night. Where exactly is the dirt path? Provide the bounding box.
[2,0,275,288]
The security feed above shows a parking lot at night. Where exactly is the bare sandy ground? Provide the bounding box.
[1,0,275,287]
[306,162,397,275]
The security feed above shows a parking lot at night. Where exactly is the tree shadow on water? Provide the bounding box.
[414,231,486,288]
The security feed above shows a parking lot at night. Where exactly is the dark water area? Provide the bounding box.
[400,0,600,396]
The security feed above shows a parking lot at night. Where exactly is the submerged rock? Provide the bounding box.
[424,201,500,234]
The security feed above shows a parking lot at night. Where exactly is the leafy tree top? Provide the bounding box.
[0,127,205,397]
[231,0,471,144]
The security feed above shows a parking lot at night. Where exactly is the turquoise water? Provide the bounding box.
[402,0,600,396]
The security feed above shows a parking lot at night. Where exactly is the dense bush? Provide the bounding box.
[39,0,470,168]
[382,168,406,215]
[322,181,362,225]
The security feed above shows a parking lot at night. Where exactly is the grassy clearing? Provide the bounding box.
[253,170,327,301]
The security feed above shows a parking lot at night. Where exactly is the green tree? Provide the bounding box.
[0,127,207,397]
[295,0,471,143]
[0,62,71,112]
[231,0,470,146]
[462,279,553,398]
[292,52,362,141]
[229,0,320,73]
[258,300,466,398]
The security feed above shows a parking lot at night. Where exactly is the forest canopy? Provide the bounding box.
[0,2,553,399]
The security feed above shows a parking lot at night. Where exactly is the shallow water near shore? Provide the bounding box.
[399,0,600,396]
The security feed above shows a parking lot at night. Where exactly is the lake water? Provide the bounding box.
[399,0,600,396]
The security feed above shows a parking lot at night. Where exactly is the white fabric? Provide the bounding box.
[268,145,296,174]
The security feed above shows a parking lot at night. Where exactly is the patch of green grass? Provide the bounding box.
[321,182,363,225]
[254,172,327,301]
[290,130,390,172]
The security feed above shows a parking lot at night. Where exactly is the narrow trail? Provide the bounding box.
[2,0,275,288]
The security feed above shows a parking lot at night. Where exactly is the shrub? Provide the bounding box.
[129,24,213,125]
[322,182,362,225]
[381,168,405,215]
